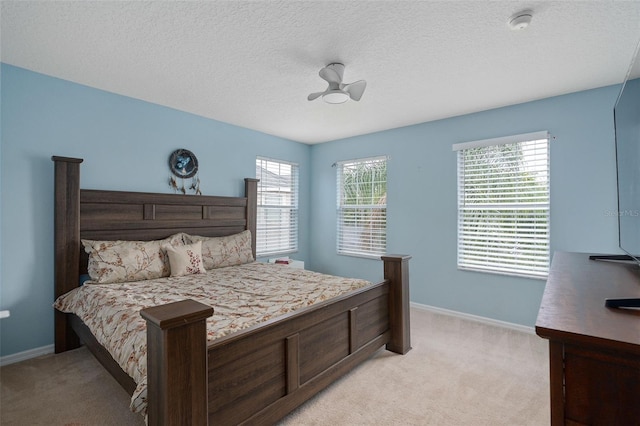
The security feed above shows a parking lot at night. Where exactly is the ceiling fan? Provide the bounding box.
[307,63,367,104]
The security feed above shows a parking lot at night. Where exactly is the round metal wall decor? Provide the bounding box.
[168,149,202,195]
[169,149,199,179]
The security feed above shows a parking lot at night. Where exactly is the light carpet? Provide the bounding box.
[1,308,549,425]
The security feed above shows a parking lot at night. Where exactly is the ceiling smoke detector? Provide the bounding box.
[508,10,533,30]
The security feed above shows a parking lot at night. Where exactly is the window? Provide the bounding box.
[453,131,550,278]
[256,157,298,257]
[336,156,387,258]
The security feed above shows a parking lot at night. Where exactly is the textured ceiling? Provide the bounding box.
[2,1,640,144]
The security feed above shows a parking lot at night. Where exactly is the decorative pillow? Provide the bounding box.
[164,241,206,277]
[82,233,189,284]
[186,230,254,269]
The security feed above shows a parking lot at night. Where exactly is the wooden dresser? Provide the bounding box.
[536,252,640,425]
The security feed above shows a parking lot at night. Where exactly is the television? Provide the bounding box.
[614,39,640,264]
[595,39,640,309]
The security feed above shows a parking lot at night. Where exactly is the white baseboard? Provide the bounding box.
[410,301,535,334]
[0,307,532,366]
[0,344,54,367]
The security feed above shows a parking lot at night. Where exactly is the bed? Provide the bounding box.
[52,156,411,425]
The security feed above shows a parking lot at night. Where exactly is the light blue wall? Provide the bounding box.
[0,62,624,357]
[0,64,311,356]
[309,85,622,326]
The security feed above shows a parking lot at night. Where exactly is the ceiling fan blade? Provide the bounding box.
[343,80,367,101]
[319,67,342,84]
[307,91,325,101]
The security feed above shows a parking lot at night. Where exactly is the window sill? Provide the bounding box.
[338,252,386,260]
[457,266,548,281]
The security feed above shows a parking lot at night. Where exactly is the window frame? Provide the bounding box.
[336,155,388,259]
[255,156,299,257]
[453,131,550,279]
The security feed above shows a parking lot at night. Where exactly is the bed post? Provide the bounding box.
[141,299,214,426]
[245,178,258,259]
[52,156,84,353]
[382,255,412,354]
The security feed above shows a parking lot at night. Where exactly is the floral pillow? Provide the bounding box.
[82,233,189,284]
[164,241,206,277]
[186,230,254,269]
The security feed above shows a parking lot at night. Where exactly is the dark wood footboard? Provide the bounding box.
[140,255,411,426]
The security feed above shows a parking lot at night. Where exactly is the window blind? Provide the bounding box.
[454,132,550,278]
[256,157,299,256]
[336,156,387,258]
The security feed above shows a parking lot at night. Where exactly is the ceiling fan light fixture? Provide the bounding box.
[309,63,366,104]
[323,90,350,104]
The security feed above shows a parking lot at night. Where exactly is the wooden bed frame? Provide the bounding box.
[52,156,411,425]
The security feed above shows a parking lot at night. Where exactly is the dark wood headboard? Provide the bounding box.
[52,156,258,352]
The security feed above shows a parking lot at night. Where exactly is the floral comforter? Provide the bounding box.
[53,262,371,415]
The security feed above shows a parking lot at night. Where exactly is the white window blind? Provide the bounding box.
[453,131,550,278]
[336,156,387,258]
[256,157,298,257]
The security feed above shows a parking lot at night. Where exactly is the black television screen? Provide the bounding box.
[614,40,640,262]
